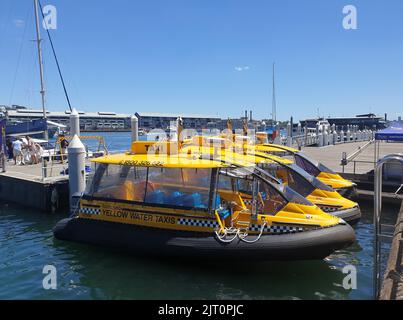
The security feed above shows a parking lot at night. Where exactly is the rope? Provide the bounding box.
[239,221,267,244]
[214,220,267,244]
[69,194,83,218]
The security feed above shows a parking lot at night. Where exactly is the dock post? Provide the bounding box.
[303,127,307,146]
[0,153,5,173]
[42,159,47,181]
[346,126,351,142]
[323,128,329,146]
[67,135,86,214]
[131,115,139,142]
[70,108,80,137]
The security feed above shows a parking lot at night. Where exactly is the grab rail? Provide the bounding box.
[373,153,403,299]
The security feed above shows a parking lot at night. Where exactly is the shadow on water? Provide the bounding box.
[0,199,400,300]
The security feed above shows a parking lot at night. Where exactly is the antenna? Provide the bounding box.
[272,62,277,124]
[34,0,48,140]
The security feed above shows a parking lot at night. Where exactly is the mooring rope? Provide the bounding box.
[214,220,267,244]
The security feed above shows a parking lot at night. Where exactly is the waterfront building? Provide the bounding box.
[300,114,387,130]
[134,112,220,130]
[4,108,132,132]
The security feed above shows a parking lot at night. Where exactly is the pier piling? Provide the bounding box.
[131,115,139,143]
[67,135,86,214]
[70,108,80,136]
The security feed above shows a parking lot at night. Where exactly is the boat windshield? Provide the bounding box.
[86,163,213,210]
[259,162,316,197]
[218,166,289,215]
[287,163,334,191]
[252,166,313,206]
[295,152,335,175]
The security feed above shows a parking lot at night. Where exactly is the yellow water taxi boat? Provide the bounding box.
[182,137,361,224]
[53,141,355,260]
[254,144,357,198]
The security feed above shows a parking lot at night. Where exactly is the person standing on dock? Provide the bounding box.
[59,134,69,162]
[26,136,38,164]
[12,139,24,165]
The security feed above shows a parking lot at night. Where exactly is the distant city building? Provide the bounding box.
[4,108,132,131]
[300,114,387,130]
[135,112,220,130]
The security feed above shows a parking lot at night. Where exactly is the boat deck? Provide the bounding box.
[301,141,403,175]
[1,161,68,183]
[0,159,91,212]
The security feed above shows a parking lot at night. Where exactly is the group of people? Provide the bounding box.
[6,136,43,166]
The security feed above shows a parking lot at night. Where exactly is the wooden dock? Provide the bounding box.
[380,200,403,300]
[302,141,403,175]
[0,160,88,213]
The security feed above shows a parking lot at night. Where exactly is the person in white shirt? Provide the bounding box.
[12,139,24,165]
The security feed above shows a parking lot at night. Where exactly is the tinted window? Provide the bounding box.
[86,164,212,209]
[294,154,321,176]
[146,167,212,209]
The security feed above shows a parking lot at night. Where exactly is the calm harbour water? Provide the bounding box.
[0,132,399,300]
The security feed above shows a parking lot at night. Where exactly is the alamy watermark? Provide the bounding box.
[342,5,358,30]
[42,265,57,290]
[42,4,57,30]
[342,264,357,290]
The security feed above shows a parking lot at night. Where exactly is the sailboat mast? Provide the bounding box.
[272,62,277,125]
[34,0,48,139]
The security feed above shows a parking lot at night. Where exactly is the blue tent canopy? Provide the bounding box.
[375,122,403,141]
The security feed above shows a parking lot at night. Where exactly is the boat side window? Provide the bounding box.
[262,162,315,197]
[217,172,234,191]
[258,180,288,215]
[282,166,315,197]
[87,164,149,201]
[86,163,108,195]
[294,154,321,176]
[145,167,212,209]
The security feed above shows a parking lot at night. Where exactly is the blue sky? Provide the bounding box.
[0,0,402,121]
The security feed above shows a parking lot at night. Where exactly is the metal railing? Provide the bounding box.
[41,155,69,181]
[373,153,403,299]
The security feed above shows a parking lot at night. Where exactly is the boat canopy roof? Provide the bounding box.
[182,145,292,167]
[91,153,230,169]
[259,144,299,153]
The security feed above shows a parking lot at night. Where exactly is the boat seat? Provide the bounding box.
[145,189,165,204]
[182,193,205,208]
[214,194,231,219]
[166,191,184,206]
[217,208,231,219]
